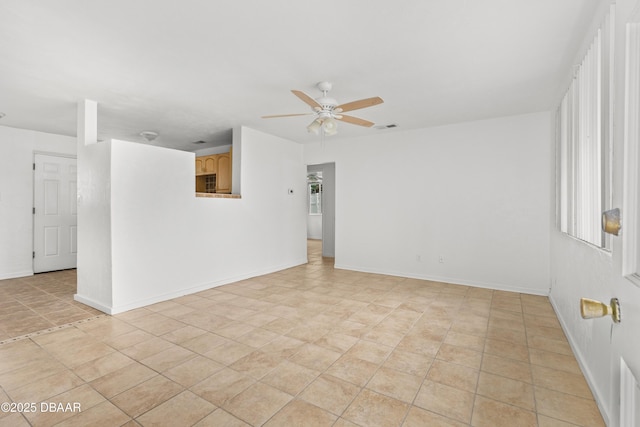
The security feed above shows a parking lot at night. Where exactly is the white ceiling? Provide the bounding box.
[0,0,600,151]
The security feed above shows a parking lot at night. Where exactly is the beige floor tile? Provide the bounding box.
[120,337,175,361]
[325,354,379,387]
[524,313,562,329]
[366,366,422,403]
[110,375,183,418]
[486,325,527,345]
[333,417,361,427]
[191,367,255,407]
[538,414,584,426]
[288,342,342,371]
[223,382,292,426]
[89,362,156,398]
[264,399,337,427]
[436,343,482,370]
[136,390,215,426]
[342,388,409,427]
[480,353,532,383]
[383,348,433,377]
[443,331,485,352]
[527,334,573,355]
[164,355,224,387]
[203,341,258,366]
[314,332,359,353]
[102,329,155,350]
[235,327,280,348]
[298,374,361,416]
[0,357,67,390]
[194,408,250,427]
[73,351,134,382]
[529,348,582,374]
[345,339,393,364]
[53,400,130,427]
[414,380,474,423]
[476,371,535,411]
[0,412,30,426]
[22,384,105,426]
[534,387,605,426]
[426,359,479,393]
[7,369,84,403]
[526,324,568,342]
[0,248,605,427]
[139,345,197,372]
[532,365,594,399]
[229,350,282,380]
[484,338,529,362]
[396,334,442,357]
[180,332,229,354]
[160,325,207,344]
[261,360,320,395]
[403,406,468,427]
[471,395,537,427]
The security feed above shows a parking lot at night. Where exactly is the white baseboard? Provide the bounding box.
[334,263,549,296]
[0,270,34,280]
[107,258,308,314]
[73,294,114,314]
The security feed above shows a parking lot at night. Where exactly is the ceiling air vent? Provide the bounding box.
[374,123,398,130]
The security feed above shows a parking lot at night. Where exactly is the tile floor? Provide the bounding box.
[0,240,605,426]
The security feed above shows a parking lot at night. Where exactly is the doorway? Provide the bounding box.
[33,153,78,273]
[307,163,335,258]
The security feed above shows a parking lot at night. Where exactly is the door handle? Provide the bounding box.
[602,208,621,235]
[580,297,621,323]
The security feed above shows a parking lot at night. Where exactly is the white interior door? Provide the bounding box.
[33,154,77,273]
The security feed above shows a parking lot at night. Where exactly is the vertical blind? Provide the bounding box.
[557,8,613,248]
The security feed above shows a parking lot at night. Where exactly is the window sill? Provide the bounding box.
[195,193,241,199]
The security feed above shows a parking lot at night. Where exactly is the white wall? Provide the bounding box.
[193,144,232,156]
[75,126,307,314]
[549,1,640,425]
[307,215,322,239]
[75,126,113,311]
[0,125,76,279]
[304,112,551,295]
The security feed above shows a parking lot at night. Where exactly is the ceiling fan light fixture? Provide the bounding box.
[307,118,322,135]
[322,117,338,136]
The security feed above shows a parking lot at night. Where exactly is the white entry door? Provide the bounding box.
[33,154,77,273]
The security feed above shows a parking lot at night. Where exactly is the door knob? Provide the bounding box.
[580,298,621,323]
[602,208,621,235]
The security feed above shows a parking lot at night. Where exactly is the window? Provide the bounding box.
[557,7,614,249]
[308,173,322,214]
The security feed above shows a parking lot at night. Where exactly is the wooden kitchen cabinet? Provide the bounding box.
[195,150,232,194]
[195,154,217,176]
[215,152,231,193]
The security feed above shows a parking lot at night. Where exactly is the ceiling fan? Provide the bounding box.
[262,81,383,136]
